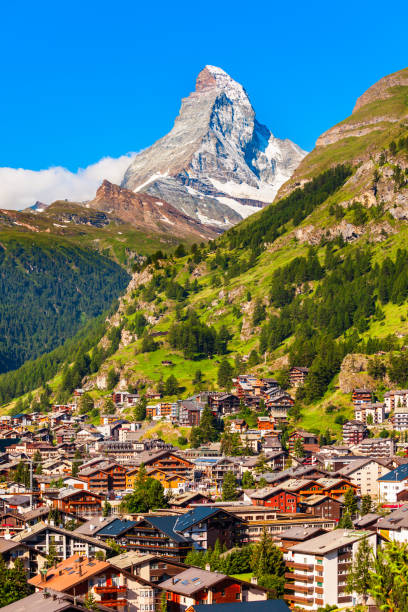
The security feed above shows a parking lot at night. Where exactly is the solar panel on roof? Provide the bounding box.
[192,577,199,582]
[181,580,189,585]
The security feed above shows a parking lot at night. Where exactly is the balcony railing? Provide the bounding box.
[95,586,127,594]
[286,562,313,571]
[284,572,313,583]
[284,583,313,595]
[97,599,127,607]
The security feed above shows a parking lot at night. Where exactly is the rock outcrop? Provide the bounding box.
[88,180,219,240]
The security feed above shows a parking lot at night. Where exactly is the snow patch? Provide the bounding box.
[216,196,257,219]
[210,178,277,203]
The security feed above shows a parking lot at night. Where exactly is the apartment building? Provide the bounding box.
[352,437,395,458]
[284,529,377,609]
[354,402,385,425]
[342,420,368,445]
[337,458,390,497]
[393,406,408,431]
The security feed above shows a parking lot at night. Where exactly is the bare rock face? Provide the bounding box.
[122,66,306,228]
[339,354,375,393]
[88,180,218,240]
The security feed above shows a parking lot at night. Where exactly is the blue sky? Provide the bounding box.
[0,0,406,206]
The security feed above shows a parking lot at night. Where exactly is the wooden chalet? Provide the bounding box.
[289,367,309,387]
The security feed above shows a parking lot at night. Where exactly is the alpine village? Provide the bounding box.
[1,64,408,612]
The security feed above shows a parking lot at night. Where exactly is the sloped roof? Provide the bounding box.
[141,515,190,543]
[95,518,136,537]
[174,507,224,531]
[378,464,408,482]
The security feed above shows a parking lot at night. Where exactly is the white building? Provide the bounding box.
[337,458,390,498]
[285,529,377,609]
[378,464,408,503]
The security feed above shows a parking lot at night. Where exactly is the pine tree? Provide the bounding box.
[361,494,373,516]
[293,438,305,458]
[346,537,373,605]
[242,471,255,488]
[217,358,234,390]
[344,487,358,516]
[222,471,238,501]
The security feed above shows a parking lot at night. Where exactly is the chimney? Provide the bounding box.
[250,577,258,585]
[205,564,211,572]
[78,565,83,576]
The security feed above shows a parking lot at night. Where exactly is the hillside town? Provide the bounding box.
[0,369,408,611]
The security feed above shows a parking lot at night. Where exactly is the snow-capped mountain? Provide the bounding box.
[122,65,306,227]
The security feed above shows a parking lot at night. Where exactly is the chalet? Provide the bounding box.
[109,550,188,583]
[281,479,323,497]
[352,388,373,406]
[298,495,344,521]
[342,420,368,444]
[171,507,242,550]
[125,515,193,561]
[78,466,109,493]
[0,511,26,536]
[257,417,275,431]
[211,457,241,485]
[0,537,46,578]
[230,419,247,434]
[0,590,109,611]
[53,488,103,516]
[384,389,408,411]
[170,492,211,508]
[208,393,240,416]
[289,367,309,388]
[133,450,194,476]
[314,477,357,500]
[160,567,267,612]
[287,431,319,454]
[393,406,408,431]
[249,486,298,513]
[13,523,112,560]
[29,554,158,612]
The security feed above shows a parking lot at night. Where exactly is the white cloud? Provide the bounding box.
[0,153,136,210]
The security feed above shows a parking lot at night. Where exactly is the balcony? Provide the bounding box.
[284,572,313,583]
[97,599,127,608]
[95,586,127,595]
[286,561,313,571]
[284,593,313,605]
[284,583,313,595]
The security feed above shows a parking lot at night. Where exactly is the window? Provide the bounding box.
[235,593,240,600]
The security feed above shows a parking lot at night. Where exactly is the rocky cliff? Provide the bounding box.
[122,65,306,227]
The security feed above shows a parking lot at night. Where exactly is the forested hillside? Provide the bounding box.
[0,233,129,374]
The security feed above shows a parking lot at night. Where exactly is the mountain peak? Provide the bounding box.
[121,67,306,227]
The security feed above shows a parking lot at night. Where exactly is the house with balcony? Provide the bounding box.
[159,567,267,612]
[284,529,377,609]
[12,522,112,561]
[29,553,159,611]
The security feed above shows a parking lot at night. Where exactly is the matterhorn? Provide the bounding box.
[122,65,306,227]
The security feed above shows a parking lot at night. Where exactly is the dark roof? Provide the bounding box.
[5,495,31,505]
[354,513,381,528]
[0,589,111,611]
[378,464,408,482]
[278,526,324,541]
[174,507,224,531]
[194,601,289,612]
[142,516,190,543]
[95,518,136,537]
